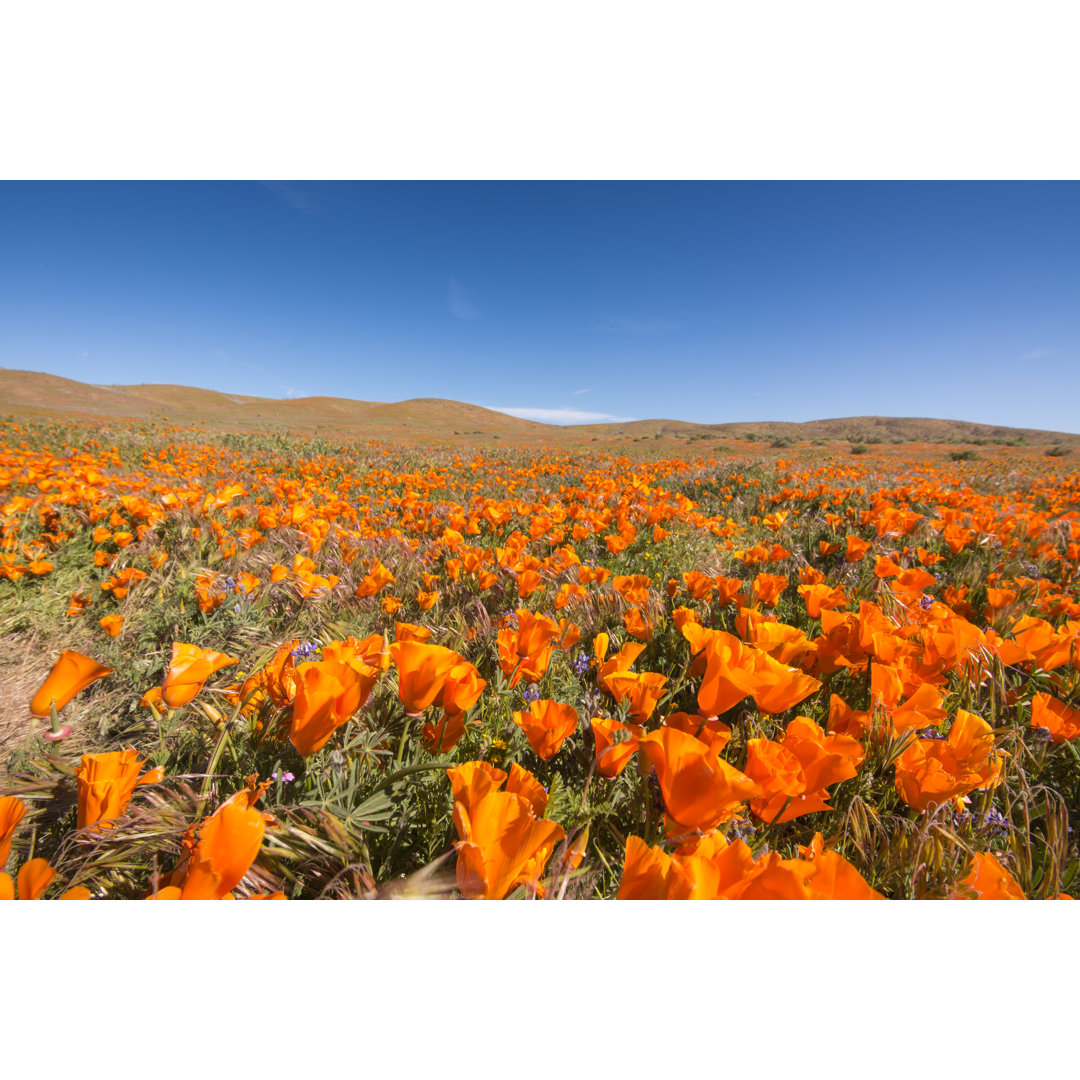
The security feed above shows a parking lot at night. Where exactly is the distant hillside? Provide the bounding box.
[1,368,1076,448]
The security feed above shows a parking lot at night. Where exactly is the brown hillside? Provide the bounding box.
[2,368,1077,448]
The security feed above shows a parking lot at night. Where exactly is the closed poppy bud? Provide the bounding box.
[30,650,113,717]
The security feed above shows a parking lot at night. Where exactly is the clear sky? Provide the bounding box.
[1,181,1077,431]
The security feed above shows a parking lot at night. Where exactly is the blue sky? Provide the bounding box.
[1,181,1077,431]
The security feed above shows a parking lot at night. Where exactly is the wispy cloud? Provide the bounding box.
[447,278,479,320]
[598,316,681,335]
[1020,348,1054,362]
[489,406,638,426]
[571,387,593,396]
[259,181,319,215]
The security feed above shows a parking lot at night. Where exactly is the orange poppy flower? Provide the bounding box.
[497,609,561,687]
[161,643,239,709]
[440,659,486,714]
[451,780,565,899]
[289,660,378,755]
[713,577,745,608]
[262,640,299,707]
[98,614,124,637]
[845,535,871,562]
[447,761,508,818]
[74,749,165,829]
[0,858,57,901]
[797,582,848,619]
[354,560,395,598]
[953,852,1025,899]
[752,572,788,608]
[662,711,732,755]
[30,650,113,717]
[796,833,884,899]
[605,670,669,722]
[623,606,654,641]
[390,640,462,714]
[694,630,756,718]
[617,832,867,901]
[590,716,644,778]
[0,796,27,868]
[744,717,863,824]
[742,648,822,714]
[160,783,274,900]
[513,700,579,760]
[638,727,762,833]
[894,710,1004,811]
[1030,692,1080,743]
[421,709,470,753]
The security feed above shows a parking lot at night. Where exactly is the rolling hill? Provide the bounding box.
[1,368,1076,449]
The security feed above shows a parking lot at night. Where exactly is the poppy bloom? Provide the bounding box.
[450,768,565,899]
[98,614,124,637]
[623,606,654,641]
[75,749,165,829]
[440,660,486,714]
[693,629,756,717]
[894,710,1004,812]
[796,833,884,899]
[497,609,561,687]
[513,700,579,760]
[639,727,762,833]
[0,796,27,868]
[662,712,732,755]
[390,640,462,714]
[161,643,239,709]
[354,560,395,598]
[953,852,1025,900]
[744,717,863,824]
[752,573,788,608]
[262,640,300,707]
[1030,692,1080,743]
[289,660,378,755]
[0,858,57,901]
[845,535,871,562]
[605,670,669,722]
[743,649,823,715]
[590,716,644,778]
[155,781,274,900]
[422,710,471,753]
[30,650,113,717]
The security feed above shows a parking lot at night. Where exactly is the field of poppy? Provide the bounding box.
[2,414,1078,900]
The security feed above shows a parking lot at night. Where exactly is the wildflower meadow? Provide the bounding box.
[2,415,1078,900]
